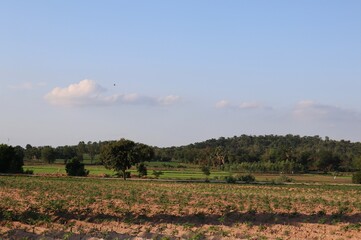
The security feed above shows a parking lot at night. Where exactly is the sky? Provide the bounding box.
[0,0,360,147]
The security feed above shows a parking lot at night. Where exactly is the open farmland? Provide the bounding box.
[1,176,361,239]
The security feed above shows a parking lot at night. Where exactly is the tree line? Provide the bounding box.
[154,135,361,173]
[1,135,361,175]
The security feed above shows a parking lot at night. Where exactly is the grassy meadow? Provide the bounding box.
[23,162,353,184]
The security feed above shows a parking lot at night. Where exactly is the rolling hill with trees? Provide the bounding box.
[6,134,361,174]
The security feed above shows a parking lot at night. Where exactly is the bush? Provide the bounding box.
[152,170,163,179]
[23,169,34,175]
[237,174,256,183]
[116,171,131,178]
[0,144,24,173]
[225,176,237,184]
[201,165,211,177]
[137,163,147,177]
[352,171,361,184]
[65,158,89,176]
[276,175,294,183]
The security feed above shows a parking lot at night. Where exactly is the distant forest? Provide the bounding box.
[22,135,361,173]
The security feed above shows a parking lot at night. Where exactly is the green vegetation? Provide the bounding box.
[100,139,154,180]
[65,158,89,176]
[352,171,361,184]
[137,162,147,177]
[15,135,361,178]
[0,144,24,173]
[152,170,164,178]
[154,135,361,173]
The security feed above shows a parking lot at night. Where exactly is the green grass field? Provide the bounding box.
[23,164,353,184]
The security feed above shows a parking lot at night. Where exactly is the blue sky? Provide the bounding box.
[1,0,360,147]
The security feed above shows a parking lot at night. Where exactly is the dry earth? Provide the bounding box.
[0,176,360,239]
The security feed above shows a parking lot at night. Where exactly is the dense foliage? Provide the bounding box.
[154,135,361,173]
[100,139,154,180]
[65,158,89,176]
[352,171,361,184]
[16,134,361,174]
[0,144,24,173]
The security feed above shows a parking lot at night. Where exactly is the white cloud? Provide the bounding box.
[45,79,106,106]
[44,79,180,107]
[158,95,180,105]
[293,100,361,122]
[239,102,263,109]
[215,100,230,109]
[216,100,268,110]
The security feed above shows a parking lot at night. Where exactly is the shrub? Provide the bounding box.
[0,144,24,173]
[201,165,211,177]
[225,176,237,184]
[152,170,163,179]
[276,175,294,183]
[23,169,34,175]
[237,174,256,183]
[352,171,361,184]
[137,163,147,177]
[65,158,89,176]
[116,171,131,178]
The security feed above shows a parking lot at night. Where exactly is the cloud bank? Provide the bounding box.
[293,100,361,123]
[215,100,267,110]
[45,80,180,107]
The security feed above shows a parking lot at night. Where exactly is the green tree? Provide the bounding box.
[137,162,147,177]
[316,150,340,172]
[65,158,89,176]
[135,143,155,162]
[100,139,142,180]
[201,165,211,180]
[352,171,361,184]
[41,146,56,164]
[24,144,41,161]
[87,141,99,164]
[0,144,24,173]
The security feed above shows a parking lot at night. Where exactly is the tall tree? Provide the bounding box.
[0,144,24,173]
[100,139,145,180]
[41,146,56,164]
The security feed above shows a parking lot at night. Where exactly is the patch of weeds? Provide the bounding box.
[337,205,350,215]
[221,230,230,237]
[218,215,226,224]
[160,237,172,240]
[208,225,221,233]
[244,221,253,228]
[182,222,195,230]
[257,235,268,240]
[259,224,267,231]
[62,232,73,240]
[318,217,327,224]
[342,223,361,231]
[190,231,206,240]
